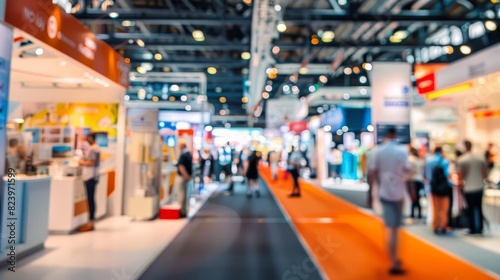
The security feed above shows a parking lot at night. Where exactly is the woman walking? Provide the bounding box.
[408,147,425,220]
[245,150,261,198]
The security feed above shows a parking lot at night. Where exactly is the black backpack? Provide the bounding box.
[430,159,450,196]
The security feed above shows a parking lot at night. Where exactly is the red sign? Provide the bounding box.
[416,73,436,94]
[4,0,129,88]
[288,121,308,134]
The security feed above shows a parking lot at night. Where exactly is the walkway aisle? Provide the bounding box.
[260,167,500,280]
[139,180,323,280]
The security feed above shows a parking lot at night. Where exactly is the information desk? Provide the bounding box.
[49,173,108,233]
[0,175,51,264]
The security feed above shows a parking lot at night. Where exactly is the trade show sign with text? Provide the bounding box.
[3,0,129,87]
[0,23,12,176]
[369,62,411,144]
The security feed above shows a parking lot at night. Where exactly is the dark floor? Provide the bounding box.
[139,180,322,280]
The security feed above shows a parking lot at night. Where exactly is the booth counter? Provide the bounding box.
[48,171,109,233]
[0,175,51,262]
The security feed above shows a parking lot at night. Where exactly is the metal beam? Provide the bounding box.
[119,43,249,51]
[275,43,449,51]
[130,61,248,68]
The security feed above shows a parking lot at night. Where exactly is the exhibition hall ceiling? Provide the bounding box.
[70,0,500,126]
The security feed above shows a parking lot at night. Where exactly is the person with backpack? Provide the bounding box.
[424,147,452,235]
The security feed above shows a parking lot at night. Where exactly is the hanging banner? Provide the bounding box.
[0,23,12,176]
[369,62,411,144]
[266,98,302,128]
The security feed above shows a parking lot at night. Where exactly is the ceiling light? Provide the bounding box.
[124,58,131,63]
[389,35,403,43]
[338,0,347,5]
[169,96,176,102]
[283,85,290,92]
[152,96,159,102]
[336,130,343,135]
[317,107,324,113]
[180,95,188,102]
[205,126,213,132]
[220,109,227,116]
[324,125,332,132]
[362,63,372,71]
[163,67,170,72]
[219,97,227,103]
[311,37,320,45]
[162,93,168,100]
[359,76,367,84]
[272,46,280,54]
[262,92,270,99]
[344,67,352,75]
[299,67,308,74]
[192,30,205,41]
[207,67,217,74]
[242,96,249,103]
[444,45,454,54]
[343,93,350,100]
[136,39,145,47]
[129,75,136,81]
[319,75,328,83]
[360,88,367,95]
[185,105,192,111]
[485,20,497,31]
[154,53,162,60]
[141,63,153,71]
[215,87,222,93]
[392,30,408,40]
[292,85,300,94]
[108,12,119,18]
[268,72,277,79]
[243,0,252,5]
[265,85,272,92]
[136,66,147,74]
[35,48,44,55]
[321,31,335,43]
[124,95,130,101]
[342,126,349,132]
[128,39,134,44]
[460,45,472,55]
[241,52,251,60]
[275,4,281,11]
[309,85,316,92]
[170,84,179,91]
[224,123,231,128]
[137,88,146,100]
[277,22,287,33]
[242,68,249,75]
[367,125,374,132]
[122,20,134,27]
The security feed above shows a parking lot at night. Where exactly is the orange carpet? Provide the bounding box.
[260,166,499,280]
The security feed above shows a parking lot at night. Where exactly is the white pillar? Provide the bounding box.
[109,102,126,215]
[0,23,13,176]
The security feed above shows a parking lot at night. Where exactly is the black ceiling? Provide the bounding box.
[72,0,500,127]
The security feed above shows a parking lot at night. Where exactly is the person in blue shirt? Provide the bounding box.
[424,147,451,235]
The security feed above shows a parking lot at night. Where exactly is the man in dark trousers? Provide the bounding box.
[78,133,100,232]
[176,140,193,218]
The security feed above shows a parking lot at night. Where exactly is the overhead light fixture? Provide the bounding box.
[180,95,188,102]
[205,126,213,132]
[353,66,360,74]
[262,92,270,99]
[220,109,227,116]
[392,30,408,40]
[336,130,343,135]
[277,21,287,33]
[342,126,349,132]
[207,67,217,74]
[243,0,252,5]
[124,58,131,63]
[283,85,290,92]
[136,66,147,74]
[359,76,367,84]
[272,46,280,54]
[360,88,367,95]
[321,31,335,43]
[362,62,372,70]
[170,84,179,92]
[460,45,472,55]
[241,52,251,60]
[344,67,352,75]
[185,105,192,111]
[319,75,328,83]
[265,85,272,92]
[154,53,162,60]
[141,62,153,71]
[367,125,374,132]
[311,35,320,45]
[163,67,171,72]
[444,45,454,54]
[485,20,497,31]
[108,12,119,18]
[137,88,146,100]
[338,0,347,5]
[215,87,222,93]
[136,39,145,47]
[169,96,176,102]
[343,93,350,100]
[317,107,324,113]
[324,125,332,132]
[291,85,300,94]
[192,30,205,41]
[242,96,249,103]
[152,96,159,102]
[35,48,44,55]
[299,67,308,74]
[219,96,227,103]
[124,95,130,101]
[122,20,134,27]
[275,5,281,11]
[426,82,473,99]
[309,85,316,92]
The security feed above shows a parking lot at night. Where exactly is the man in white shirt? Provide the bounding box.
[372,128,412,275]
[458,140,488,235]
[78,133,100,232]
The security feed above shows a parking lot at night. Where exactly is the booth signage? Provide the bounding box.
[4,0,129,88]
[127,109,159,133]
[369,62,411,144]
[288,121,308,134]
